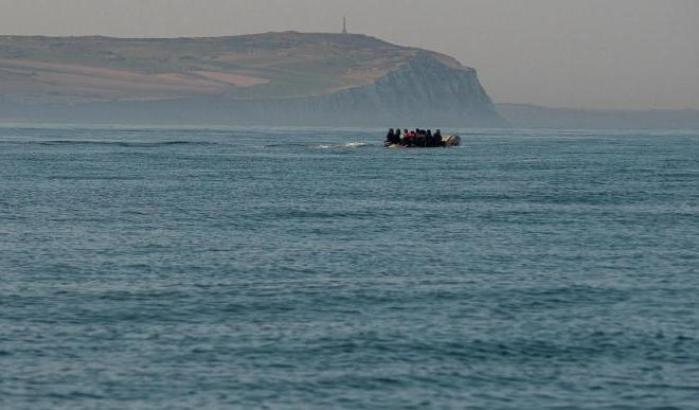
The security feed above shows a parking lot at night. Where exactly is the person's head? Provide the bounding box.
[389,128,394,133]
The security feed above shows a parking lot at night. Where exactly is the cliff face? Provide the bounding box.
[149,52,502,127]
[304,52,503,126]
[0,33,505,127]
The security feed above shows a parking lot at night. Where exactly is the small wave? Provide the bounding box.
[264,142,310,148]
[265,141,372,149]
[0,140,216,147]
[312,142,372,149]
[35,140,216,148]
[344,142,369,148]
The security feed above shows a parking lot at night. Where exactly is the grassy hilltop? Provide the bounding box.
[0,32,467,103]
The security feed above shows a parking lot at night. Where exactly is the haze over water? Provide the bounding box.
[1,125,698,409]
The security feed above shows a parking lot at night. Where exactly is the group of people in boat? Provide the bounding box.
[385,128,445,147]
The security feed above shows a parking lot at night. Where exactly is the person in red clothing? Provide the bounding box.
[402,129,409,145]
[406,129,416,147]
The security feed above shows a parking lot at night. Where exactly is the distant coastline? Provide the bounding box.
[497,103,699,130]
[0,32,503,127]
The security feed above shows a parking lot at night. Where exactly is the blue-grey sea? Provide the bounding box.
[1,125,698,409]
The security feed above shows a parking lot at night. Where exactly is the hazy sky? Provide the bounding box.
[1,0,697,109]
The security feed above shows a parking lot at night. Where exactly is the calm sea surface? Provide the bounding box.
[1,125,698,409]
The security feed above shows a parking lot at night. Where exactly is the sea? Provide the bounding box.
[1,124,698,409]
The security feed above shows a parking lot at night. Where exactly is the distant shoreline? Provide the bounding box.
[496,103,699,130]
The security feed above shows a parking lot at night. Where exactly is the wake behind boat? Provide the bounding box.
[384,128,460,148]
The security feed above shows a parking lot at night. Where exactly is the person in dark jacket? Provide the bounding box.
[385,128,395,145]
[434,129,443,147]
[415,129,425,147]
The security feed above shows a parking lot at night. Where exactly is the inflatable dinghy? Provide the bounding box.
[385,134,461,148]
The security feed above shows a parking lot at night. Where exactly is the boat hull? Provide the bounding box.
[385,134,461,148]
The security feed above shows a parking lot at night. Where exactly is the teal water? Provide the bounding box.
[1,125,698,409]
